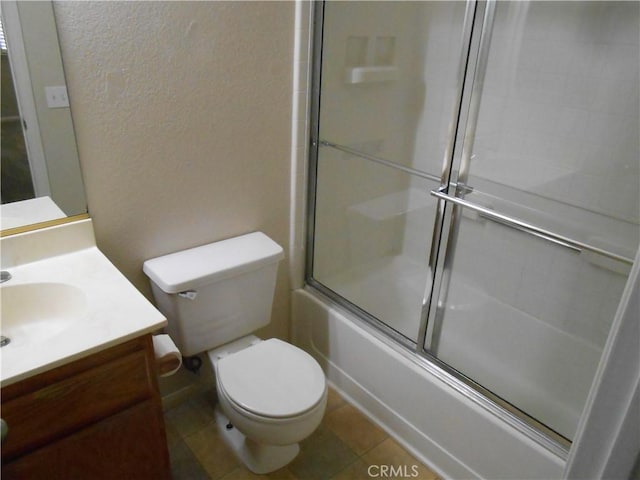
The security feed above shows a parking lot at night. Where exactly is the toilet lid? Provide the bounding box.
[217,339,326,418]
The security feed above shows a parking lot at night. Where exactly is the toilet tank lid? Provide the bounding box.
[142,232,284,294]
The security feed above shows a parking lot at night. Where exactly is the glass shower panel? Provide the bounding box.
[434,216,629,440]
[314,150,437,341]
[430,1,639,441]
[311,1,469,342]
[318,1,468,175]
[466,0,639,249]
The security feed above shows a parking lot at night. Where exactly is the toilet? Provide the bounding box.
[143,232,327,474]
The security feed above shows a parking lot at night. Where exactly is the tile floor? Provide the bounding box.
[164,387,442,480]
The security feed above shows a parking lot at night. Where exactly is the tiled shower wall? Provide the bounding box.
[311,2,465,280]
[412,1,639,347]
[294,1,638,348]
[470,1,640,223]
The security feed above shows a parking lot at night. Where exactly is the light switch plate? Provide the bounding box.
[45,86,69,108]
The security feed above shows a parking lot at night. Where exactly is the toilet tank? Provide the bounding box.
[143,232,284,356]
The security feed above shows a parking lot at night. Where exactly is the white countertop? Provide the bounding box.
[0,219,166,386]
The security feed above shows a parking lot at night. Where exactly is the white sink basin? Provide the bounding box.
[1,282,88,347]
[0,219,167,386]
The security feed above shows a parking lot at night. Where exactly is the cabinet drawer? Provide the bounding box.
[1,350,153,461]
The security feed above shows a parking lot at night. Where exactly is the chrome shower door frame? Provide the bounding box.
[418,0,491,356]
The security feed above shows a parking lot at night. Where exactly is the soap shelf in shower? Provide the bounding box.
[344,66,398,84]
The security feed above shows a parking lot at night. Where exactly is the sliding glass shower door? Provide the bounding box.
[311,1,470,342]
[425,0,639,442]
[308,0,639,445]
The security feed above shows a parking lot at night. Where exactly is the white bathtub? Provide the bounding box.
[292,287,566,479]
[438,281,601,441]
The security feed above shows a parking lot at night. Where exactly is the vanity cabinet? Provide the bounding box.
[1,335,171,480]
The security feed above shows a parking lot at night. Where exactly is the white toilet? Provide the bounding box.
[143,232,327,474]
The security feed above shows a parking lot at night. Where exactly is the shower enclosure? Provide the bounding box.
[307,0,639,450]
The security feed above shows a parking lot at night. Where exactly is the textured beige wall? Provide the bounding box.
[53,2,294,348]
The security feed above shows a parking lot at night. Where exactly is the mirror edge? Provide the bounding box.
[1,213,90,238]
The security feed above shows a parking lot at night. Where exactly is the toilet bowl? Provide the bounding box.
[208,336,327,473]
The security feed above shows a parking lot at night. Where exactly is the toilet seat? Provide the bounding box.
[216,338,326,419]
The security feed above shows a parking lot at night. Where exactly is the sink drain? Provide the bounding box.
[0,336,10,347]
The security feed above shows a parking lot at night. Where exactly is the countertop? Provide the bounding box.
[1,219,166,386]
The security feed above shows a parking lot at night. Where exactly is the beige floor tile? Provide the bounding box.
[165,388,441,480]
[325,387,347,412]
[362,438,439,480]
[324,403,388,455]
[220,465,298,480]
[166,392,216,438]
[164,419,183,449]
[288,424,359,480]
[169,437,211,480]
[329,459,373,480]
[184,423,240,479]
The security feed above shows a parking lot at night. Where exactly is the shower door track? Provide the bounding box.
[306,0,572,458]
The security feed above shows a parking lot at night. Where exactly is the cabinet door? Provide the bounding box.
[1,350,151,460]
[2,401,171,480]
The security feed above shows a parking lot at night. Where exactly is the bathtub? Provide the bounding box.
[438,281,601,442]
[292,287,566,479]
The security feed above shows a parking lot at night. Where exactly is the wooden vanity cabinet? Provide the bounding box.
[1,335,171,480]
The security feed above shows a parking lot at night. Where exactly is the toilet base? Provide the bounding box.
[214,407,300,474]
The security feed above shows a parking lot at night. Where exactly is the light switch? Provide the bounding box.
[45,86,69,108]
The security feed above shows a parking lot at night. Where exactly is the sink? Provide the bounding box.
[1,283,88,347]
[0,219,167,386]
